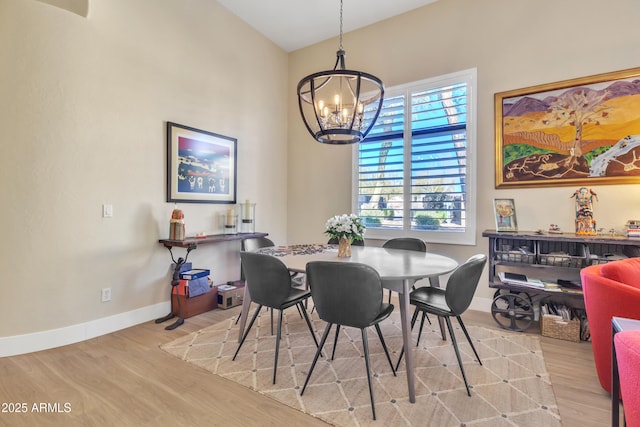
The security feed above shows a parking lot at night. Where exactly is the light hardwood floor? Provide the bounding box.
[0,306,616,427]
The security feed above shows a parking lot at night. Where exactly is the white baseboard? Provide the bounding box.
[0,302,170,357]
[469,296,492,313]
[1,295,493,358]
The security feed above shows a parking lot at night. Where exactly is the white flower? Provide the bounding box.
[325,214,366,242]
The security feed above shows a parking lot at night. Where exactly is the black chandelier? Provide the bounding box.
[297,0,384,144]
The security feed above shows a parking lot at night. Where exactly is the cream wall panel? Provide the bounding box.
[0,0,287,339]
[287,0,640,302]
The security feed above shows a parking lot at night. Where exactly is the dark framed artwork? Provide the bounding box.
[495,67,640,188]
[166,122,237,204]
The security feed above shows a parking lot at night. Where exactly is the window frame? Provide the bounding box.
[351,68,477,245]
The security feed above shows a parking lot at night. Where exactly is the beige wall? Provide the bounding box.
[3,0,640,351]
[287,0,640,303]
[0,0,288,342]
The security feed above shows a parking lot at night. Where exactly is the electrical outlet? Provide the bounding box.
[101,288,111,302]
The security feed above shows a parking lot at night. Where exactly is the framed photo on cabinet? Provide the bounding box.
[166,122,237,204]
[494,198,518,232]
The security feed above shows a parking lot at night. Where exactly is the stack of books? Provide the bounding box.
[627,220,640,238]
[178,268,212,298]
[498,272,544,288]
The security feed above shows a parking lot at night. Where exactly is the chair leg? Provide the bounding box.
[270,308,274,336]
[295,303,303,319]
[456,316,482,365]
[301,323,333,395]
[445,316,471,396]
[331,325,341,360]
[273,309,284,384]
[299,302,320,349]
[374,323,396,376]
[361,328,377,420]
[417,312,427,346]
[233,304,263,360]
[411,309,421,346]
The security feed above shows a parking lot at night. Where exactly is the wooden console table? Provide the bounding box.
[156,232,268,329]
[159,232,269,249]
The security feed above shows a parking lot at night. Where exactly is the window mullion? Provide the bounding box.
[403,87,412,231]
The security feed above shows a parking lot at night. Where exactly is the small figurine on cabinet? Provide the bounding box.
[548,224,562,234]
[571,187,598,235]
[169,207,185,240]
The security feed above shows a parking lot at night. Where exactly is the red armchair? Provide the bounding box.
[581,258,640,393]
[614,330,640,427]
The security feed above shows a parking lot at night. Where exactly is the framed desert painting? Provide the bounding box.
[495,67,640,188]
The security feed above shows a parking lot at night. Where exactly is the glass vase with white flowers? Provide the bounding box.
[324,214,366,257]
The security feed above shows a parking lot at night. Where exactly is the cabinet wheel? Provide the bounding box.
[491,293,535,331]
[493,289,532,304]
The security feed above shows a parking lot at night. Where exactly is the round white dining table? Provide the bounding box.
[237,244,458,403]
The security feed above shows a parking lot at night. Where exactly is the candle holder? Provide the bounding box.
[220,210,237,235]
[240,202,256,233]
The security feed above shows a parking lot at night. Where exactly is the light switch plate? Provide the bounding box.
[102,204,113,218]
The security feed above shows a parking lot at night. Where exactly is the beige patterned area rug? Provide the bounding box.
[161,308,561,426]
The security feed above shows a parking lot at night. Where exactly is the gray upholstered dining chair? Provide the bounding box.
[240,237,305,330]
[233,252,319,384]
[243,236,306,287]
[241,236,275,252]
[382,237,428,305]
[302,261,396,420]
[238,237,276,327]
[395,254,487,396]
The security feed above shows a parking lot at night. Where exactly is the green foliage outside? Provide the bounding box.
[414,214,441,230]
[362,217,381,227]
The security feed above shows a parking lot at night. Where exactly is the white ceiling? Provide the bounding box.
[216,0,439,52]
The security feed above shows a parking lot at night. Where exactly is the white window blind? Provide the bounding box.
[353,69,477,245]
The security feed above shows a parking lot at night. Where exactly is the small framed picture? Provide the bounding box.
[494,198,518,232]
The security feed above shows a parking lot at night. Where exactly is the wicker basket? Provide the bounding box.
[540,314,581,342]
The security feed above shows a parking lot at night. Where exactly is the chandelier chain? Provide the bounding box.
[339,0,343,51]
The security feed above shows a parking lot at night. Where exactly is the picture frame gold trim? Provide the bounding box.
[495,67,640,188]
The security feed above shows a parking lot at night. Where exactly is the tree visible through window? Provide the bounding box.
[352,69,477,245]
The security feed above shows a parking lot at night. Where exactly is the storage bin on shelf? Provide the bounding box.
[537,240,587,268]
[493,238,536,264]
[585,242,635,265]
